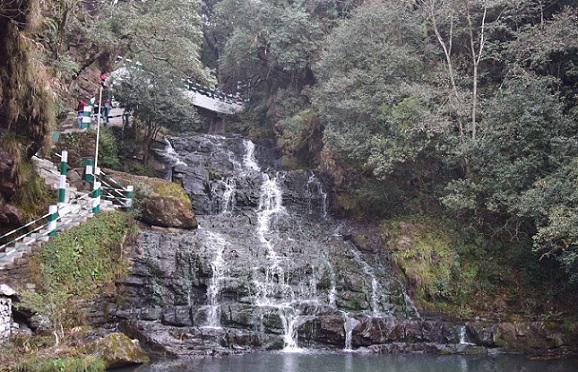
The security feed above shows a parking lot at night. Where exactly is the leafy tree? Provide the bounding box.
[215,0,323,96]
[108,0,210,164]
[37,0,118,84]
[109,0,213,83]
[441,74,577,235]
[312,1,441,179]
[113,69,202,164]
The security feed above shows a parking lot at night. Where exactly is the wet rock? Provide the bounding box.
[467,321,572,353]
[119,319,277,357]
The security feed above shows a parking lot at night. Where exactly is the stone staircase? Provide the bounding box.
[0,156,115,270]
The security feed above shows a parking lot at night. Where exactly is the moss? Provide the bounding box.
[12,158,54,219]
[494,337,509,348]
[150,179,189,202]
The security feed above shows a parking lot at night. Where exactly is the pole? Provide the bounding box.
[94,85,103,172]
[58,150,68,206]
[82,102,92,129]
[92,180,101,214]
[124,185,134,211]
[48,205,58,237]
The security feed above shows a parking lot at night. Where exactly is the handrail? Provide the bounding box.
[0,194,94,261]
[0,216,50,254]
[0,210,52,242]
[1,151,134,267]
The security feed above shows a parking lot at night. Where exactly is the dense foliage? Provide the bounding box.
[206,0,578,286]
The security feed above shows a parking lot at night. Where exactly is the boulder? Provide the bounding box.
[0,200,23,226]
[84,332,149,369]
[104,169,197,229]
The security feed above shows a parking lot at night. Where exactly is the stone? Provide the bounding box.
[103,169,197,229]
[0,284,15,296]
[84,332,149,369]
[0,200,23,226]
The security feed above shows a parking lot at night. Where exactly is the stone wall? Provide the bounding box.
[0,284,16,341]
[0,295,13,340]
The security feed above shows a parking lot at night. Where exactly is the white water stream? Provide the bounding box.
[204,231,229,328]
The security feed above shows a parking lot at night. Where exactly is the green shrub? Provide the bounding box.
[14,355,106,372]
[97,127,121,169]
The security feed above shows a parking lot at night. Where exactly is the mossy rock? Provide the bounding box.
[104,169,197,229]
[84,332,150,369]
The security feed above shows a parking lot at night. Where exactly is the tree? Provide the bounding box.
[215,0,323,96]
[312,1,441,178]
[109,0,213,84]
[113,69,201,164]
[441,74,576,235]
[109,0,210,164]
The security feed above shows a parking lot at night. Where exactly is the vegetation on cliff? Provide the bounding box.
[0,211,137,371]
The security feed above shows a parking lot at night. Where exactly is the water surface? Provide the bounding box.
[126,352,578,372]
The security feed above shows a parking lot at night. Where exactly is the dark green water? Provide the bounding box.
[124,352,578,372]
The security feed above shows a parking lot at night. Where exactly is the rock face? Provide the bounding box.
[0,148,24,229]
[466,321,574,353]
[104,170,197,229]
[107,134,577,356]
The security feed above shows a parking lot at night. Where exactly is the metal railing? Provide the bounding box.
[0,192,93,261]
[96,171,133,211]
[0,151,132,266]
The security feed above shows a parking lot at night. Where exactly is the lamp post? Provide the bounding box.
[94,85,103,172]
[92,85,103,214]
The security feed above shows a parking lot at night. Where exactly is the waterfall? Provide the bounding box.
[243,140,260,172]
[459,325,473,345]
[346,242,383,317]
[219,178,237,214]
[280,307,302,352]
[343,313,360,351]
[129,134,429,356]
[156,137,187,181]
[326,261,337,307]
[204,232,229,328]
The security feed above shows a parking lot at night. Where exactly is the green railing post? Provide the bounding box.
[58,150,68,206]
[48,205,57,237]
[82,101,92,129]
[92,181,101,214]
[124,185,134,211]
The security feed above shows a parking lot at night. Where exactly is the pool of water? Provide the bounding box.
[122,351,578,372]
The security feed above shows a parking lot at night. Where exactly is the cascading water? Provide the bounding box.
[343,313,360,351]
[155,137,188,181]
[459,325,473,345]
[345,242,384,317]
[121,134,436,357]
[204,231,229,328]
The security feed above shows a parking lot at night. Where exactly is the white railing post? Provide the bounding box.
[124,185,134,211]
[48,205,58,237]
